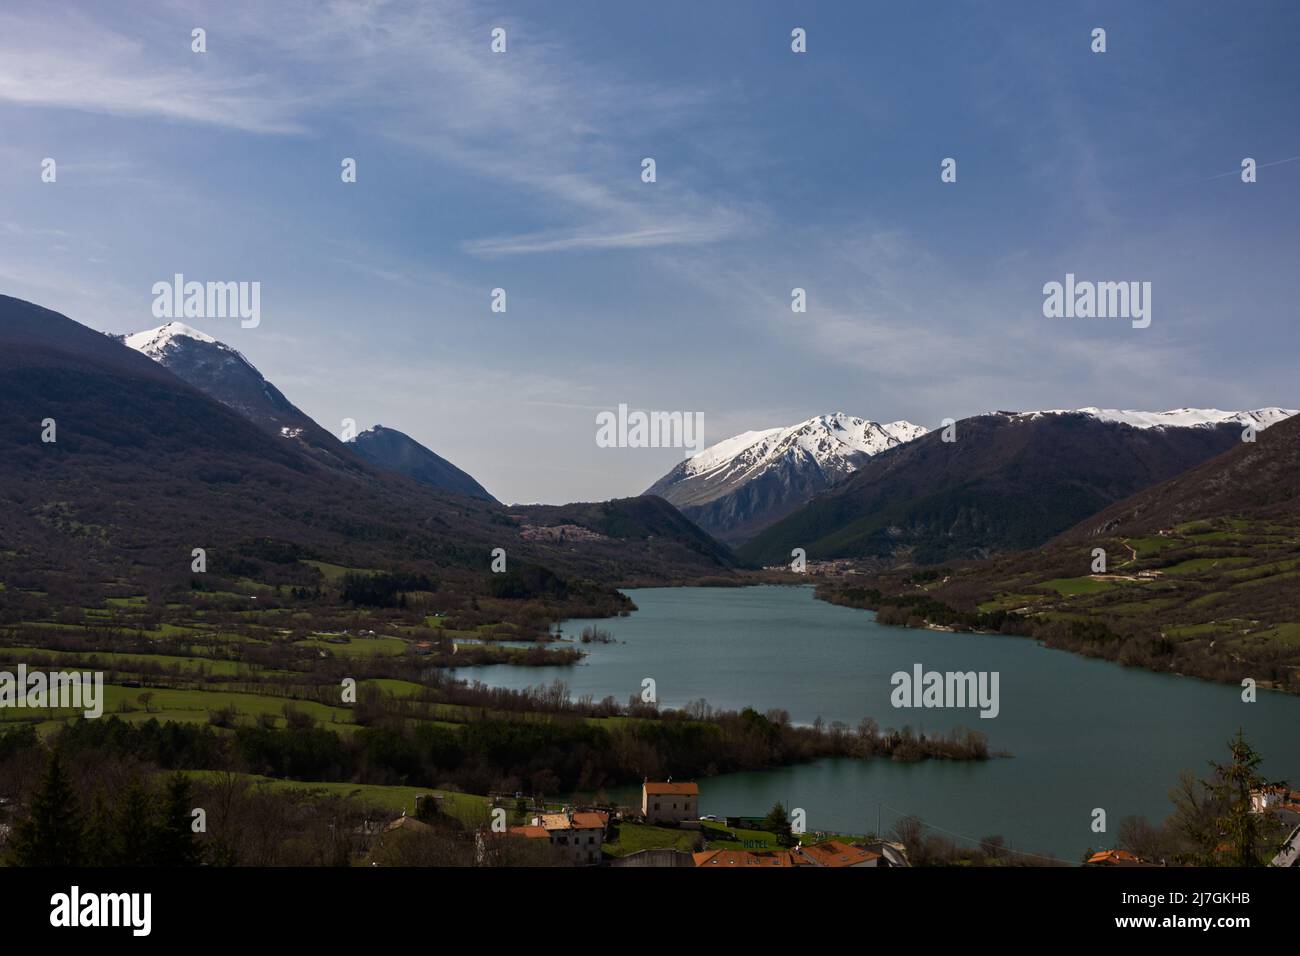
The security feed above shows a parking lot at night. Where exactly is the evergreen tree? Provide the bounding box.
[762,801,794,846]
[1206,729,1272,867]
[117,778,156,865]
[83,789,119,866]
[7,751,84,866]
[151,773,201,866]
[1171,729,1279,866]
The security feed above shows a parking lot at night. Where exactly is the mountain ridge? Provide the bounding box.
[824,411,1300,692]
[739,409,1295,569]
[121,320,361,474]
[122,320,499,502]
[646,412,927,543]
[348,424,497,503]
[0,295,737,599]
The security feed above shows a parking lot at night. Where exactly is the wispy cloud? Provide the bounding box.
[0,1,751,256]
[0,8,309,133]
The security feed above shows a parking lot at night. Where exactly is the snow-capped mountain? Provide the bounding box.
[1011,407,1297,431]
[646,413,927,543]
[122,321,500,500]
[123,321,219,358]
[739,407,1287,569]
[122,321,327,444]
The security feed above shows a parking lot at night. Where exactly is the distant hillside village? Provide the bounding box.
[496,781,911,868]
[355,780,913,868]
[362,778,1300,869]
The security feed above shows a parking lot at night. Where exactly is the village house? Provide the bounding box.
[642,780,699,825]
[508,810,609,865]
[795,840,883,867]
[1250,785,1300,828]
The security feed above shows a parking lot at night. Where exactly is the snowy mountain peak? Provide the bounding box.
[120,320,322,445]
[646,412,928,542]
[124,321,221,359]
[681,413,927,482]
[1008,407,1297,430]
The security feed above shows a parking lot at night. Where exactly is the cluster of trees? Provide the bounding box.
[819,584,1031,635]
[0,728,566,868]
[887,814,1052,867]
[1114,731,1292,867]
[821,574,1300,693]
[487,565,570,601]
[1033,616,1300,693]
[340,570,435,608]
[6,753,200,867]
[3,693,992,827]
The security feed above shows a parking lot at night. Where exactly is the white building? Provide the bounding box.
[642,781,699,825]
[510,810,609,865]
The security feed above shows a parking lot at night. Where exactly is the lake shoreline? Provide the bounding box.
[451,585,1300,859]
[813,580,1300,696]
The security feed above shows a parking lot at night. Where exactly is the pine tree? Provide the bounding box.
[83,789,119,866]
[117,778,156,865]
[7,751,84,866]
[762,801,794,846]
[1205,729,1271,867]
[151,773,201,866]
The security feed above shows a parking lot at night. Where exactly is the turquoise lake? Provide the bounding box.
[454,585,1300,860]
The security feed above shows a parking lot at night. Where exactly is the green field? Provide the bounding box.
[0,683,355,731]
[181,772,490,825]
[1037,576,1117,596]
[0,646,245,677]
[295,635,408,657]
[602,821,699,857]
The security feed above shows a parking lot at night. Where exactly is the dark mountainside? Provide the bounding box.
[1059,411,1300,540]
[510,495,738,583]
[121,322,356,474]
[740,412,1251,569]
[349,425,497,503]
[821,413,1300,692]
[651,455,857,545]
[0,295,736,609]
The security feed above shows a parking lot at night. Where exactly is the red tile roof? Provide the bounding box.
[536,811,609,832]
[644,781,699,796]
[798,840,881,867]
[508,825,549,840]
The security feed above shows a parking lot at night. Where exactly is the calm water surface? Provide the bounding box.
[455,585,1300,860]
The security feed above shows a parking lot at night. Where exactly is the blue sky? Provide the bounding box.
[1,0,1297,503]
